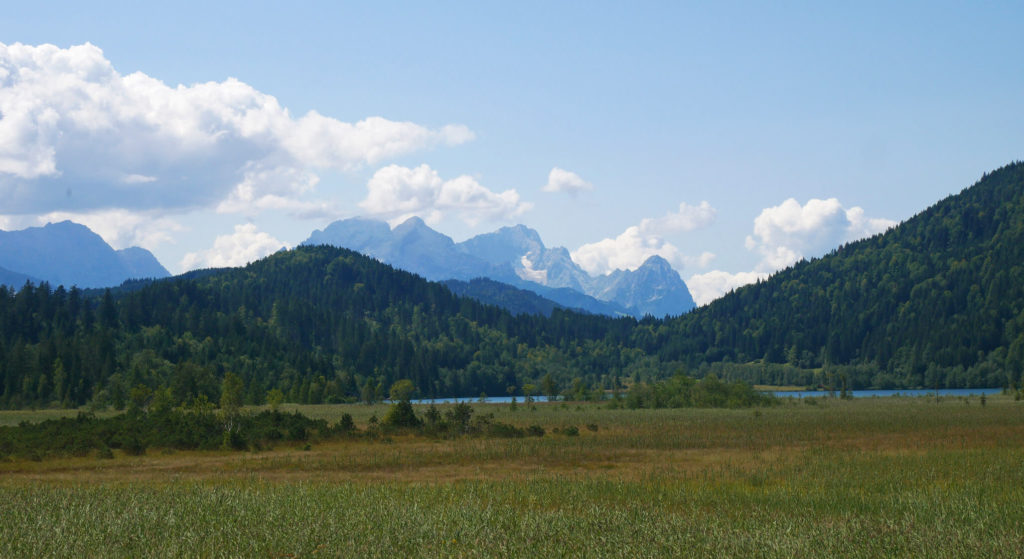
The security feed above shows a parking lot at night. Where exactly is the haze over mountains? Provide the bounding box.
[303,217,697,318]
[0,221,169,289]
[0,162,1020,410]
[0,215,696,318]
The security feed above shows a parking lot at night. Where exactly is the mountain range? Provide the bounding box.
[0,161,1020,409]
[0,221,169,289]
[304,217,696,318]
[0,216,696,318]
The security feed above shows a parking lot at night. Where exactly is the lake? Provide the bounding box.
[771,388,1003,398]
[411,387,1004,405]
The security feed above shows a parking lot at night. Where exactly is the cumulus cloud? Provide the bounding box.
[691,197,896,305]
[542,167,592,194]
[180,223,286,270]
[571,201,716,275]
[0,42,472,217]
[215,164,339,219]
[359,164,531,226]
[686,270,769,306]
[745,198,896,272]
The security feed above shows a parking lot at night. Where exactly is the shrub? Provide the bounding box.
[120,436,147,456]
[222,429,248,451]
[485,422,524,438]
[383,401,422,428]
[335,413,355,433]
[444,403,473,433]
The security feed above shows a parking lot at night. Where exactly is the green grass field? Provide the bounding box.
[2,396,1022,557]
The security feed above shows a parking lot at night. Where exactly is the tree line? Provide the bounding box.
[0,163,1022,410]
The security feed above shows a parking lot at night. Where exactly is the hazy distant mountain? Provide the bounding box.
[0,221,170,288]
[116,247,171,280]
[459,225,592,293]
[457,226,695,317]
[304,216,393,256]
[590,255,697,317]
[0,265,38,289]
[306,216,494,282]
[304,217,696,317]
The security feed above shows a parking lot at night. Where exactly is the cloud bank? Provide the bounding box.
[572,201,716,275]
[360,164,531,226]
[0,42,473,247]
[688,198,896,305]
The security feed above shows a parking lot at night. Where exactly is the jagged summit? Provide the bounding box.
[302,216,696,317]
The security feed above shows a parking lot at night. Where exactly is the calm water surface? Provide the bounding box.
[771,387,1002,398]
[411,387,1003,405]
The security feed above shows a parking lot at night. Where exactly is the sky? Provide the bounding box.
[1,1,1022,304]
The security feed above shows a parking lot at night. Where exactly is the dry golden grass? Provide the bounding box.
[3,395,1021,484]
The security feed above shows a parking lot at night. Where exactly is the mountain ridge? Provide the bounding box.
[662,161,1024,389]
[303,217,695,317]
[0,221,170,289]
[0,162,1021,409]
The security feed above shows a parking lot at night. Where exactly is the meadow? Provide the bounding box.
[1,395,1022,557]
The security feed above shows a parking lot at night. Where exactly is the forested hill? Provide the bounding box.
[2,162,1023,410]
[0,245,641,409]
[655,161,1024,389]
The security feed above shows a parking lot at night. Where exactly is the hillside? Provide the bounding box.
[442,278,563,317]
[0,246,642,409]
[1,163,1022,410]
[657,161,1024,390]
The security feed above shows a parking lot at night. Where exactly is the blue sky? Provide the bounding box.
[2,1,1022,303]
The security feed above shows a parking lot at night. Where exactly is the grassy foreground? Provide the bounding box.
[2,396,1023,557]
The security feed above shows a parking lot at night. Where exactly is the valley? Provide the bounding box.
[3,11,1020,557]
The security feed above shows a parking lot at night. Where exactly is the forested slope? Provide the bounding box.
[657,161,1024,389]
[0,246,642,409]
[1,163,1023,410]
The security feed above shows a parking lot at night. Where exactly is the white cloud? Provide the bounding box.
[215,164,339,219]
[638,201,716,235]
[122,174,157,184]
[686,270,769,306]
[571,201,716,275]
[359,164,531,226]
[542,167,592,194]
[0,42,472,217]
[180,223,286,270]
[684,251,716,269]
[572,227,685,275]
[0,209,185,250]
[746,198,896,272]
[690,197,895,305]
